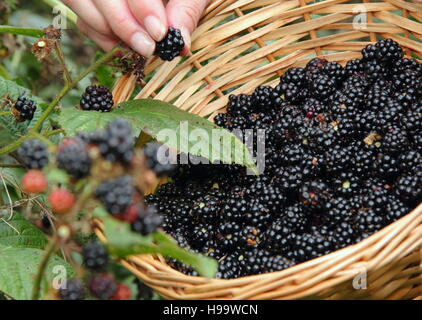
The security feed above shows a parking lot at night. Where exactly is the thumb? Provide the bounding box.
[166,0,210,51]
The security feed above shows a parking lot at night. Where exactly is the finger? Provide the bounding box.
[62,0,112,36]
[92,0,155,58]
[127,0,168,42]
[77,18,119,51]
[166,0,210,51]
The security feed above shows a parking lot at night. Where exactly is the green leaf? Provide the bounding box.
[59,99,257,172]
[0,245,74,300]
[0,26,44,38]
[103,217,217,278]
[46,168,69,185]
[0,214,48,249]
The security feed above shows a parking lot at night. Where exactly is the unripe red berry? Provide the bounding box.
[49,189,75,214]
[22,170,48,194]
[115,204,139,223]
[111,283,131,300]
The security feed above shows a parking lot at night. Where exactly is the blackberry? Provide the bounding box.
[89,273,117,300]
[399,151,422,173]
[252,86,274,108]
[154,27,184,61]
[332,222,356,249]
[310,74,336,100]
[290,232,333,262]
[375,38,403,64]
[386,197,410,223]
[343,59,365,77]
[305,57,328,78]
[226,94,252,117]
[322,61,344,85]
[375,153,400,180]
[395,174,422,204]
[300,180,331,210]
[143,142,177,177]
[278,82,308,103]
[362,43,378,61]
[240,248,271,276]
[95,175,134,215]
[391,58,422,77]
[382,126,409,154]
[89,118,134,164]
[356,208,386,238]
[80,85,113,112]
[56,138,91,179]
[263,255,294,273]
[59,279,85,300]
[17,139,49,169]
[131,205,162,236]
[240,225,261,248]
[280,67,307,87]
[216,254,241,279]
[13,95,37,122]
[82,242,109,271]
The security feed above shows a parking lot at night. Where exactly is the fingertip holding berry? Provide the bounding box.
[48,189,75,214]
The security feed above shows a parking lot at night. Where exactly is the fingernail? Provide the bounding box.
[144,16,166,42]
[130,32,155,58]
[180,26,191,52]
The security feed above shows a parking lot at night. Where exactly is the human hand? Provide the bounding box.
[62,0,210,57]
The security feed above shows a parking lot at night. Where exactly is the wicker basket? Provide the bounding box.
[98,0,422,299]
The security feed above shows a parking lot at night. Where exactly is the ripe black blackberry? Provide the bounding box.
[263,255,294,273]
[395,174,422,204]
[386,197,410,223]
[216,254,241,279]
[290,231,333,262]
[382,126,409,154]
[59,278,85,300]
[322,61,344,85]
[17,139,49,169]
[300,180,331,210]
[252,86,274,108]
[356,208,386,238]
[280,67,307,87]
[89,273,117,300]
[310,74,336,100]
[361,43,378,61]
[343,59,365,77]
[154,27,184,61]
[375,153,400,180]
[226,94,253,117]
[131,205,162,236]
[89,118,134,164]
[80,85,113,112]
[143,142,177,177]
[399,151,422,174]
[95,175,134,215]
[56,138,91,179]
[82,242,109,271]
[13,95,37,122]
[374,38,403,64]
[332,222,357,249]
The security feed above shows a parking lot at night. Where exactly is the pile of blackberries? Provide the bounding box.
[146,38,422,279]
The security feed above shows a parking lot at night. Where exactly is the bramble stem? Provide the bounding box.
[54,42,72,85]
[45,128,64,137]
[31,237,58,300]
[0,25,44,38]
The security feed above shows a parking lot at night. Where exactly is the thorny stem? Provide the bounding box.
[0,43,122,156]
[31,236,58,300]
[0,111,11,116]
[54,42,72,85]
[45,128,64,137]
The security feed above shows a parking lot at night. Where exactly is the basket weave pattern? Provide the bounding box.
[104,0,422,299]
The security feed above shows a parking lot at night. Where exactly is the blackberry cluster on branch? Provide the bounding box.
[13,95,37,122]
[17,139,49,169]
[143,142,177,177]
[154,27,185,61]
[80,85,114,112]
[146,38,422,279]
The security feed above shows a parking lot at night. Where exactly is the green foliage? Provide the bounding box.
[0,214,48,249]
[59,99,257,172]
[103,217,217,278]
[0,25,44,38]
[0,245,74,300]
